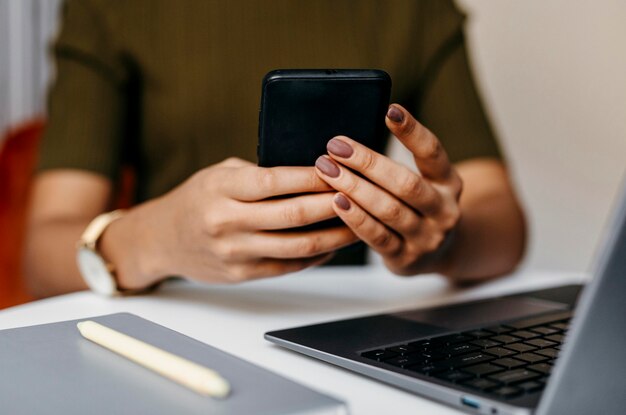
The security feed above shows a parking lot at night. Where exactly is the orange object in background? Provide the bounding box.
[0,120,43,309]
[0,121,136,309]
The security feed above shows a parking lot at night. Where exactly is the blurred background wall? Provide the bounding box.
[457,0,626,272]
[389,0,626,273]
[1,0,625,274]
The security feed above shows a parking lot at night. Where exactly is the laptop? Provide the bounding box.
[265,183,626,415]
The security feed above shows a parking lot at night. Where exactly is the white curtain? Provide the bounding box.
[0,0,61,138]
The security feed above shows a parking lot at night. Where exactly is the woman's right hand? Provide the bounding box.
[105,157,357,289]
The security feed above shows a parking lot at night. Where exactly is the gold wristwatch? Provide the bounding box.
[76,210,131,296]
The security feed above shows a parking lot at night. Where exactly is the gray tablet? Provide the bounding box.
[0,312,347,415]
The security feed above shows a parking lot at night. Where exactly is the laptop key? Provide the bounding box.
[471,339,502,349]
[484,325,514,334]
[409,362,448,375]
[510,330,541,340]
[463,363,504,377]
[361,349,398,361]
[530,326,560,336]
[435,370,475,383]
[525,338,557,349]
[550,322,569,331]
[489,369,542,385]
[485,347,516,358]
[463,377,500,391]
[407,339,434,349]
[489,385,523,399]
[446,352,495,368]
[491,334,520,344]
[419,351,447,362]
[387,344,420,355]
[440,343,481,356]
[536,348,559,359]
[516,353,549,364]
[384,354,426,368]
[505,342,537,353]
[517,380,544,393]
[546,334,565,343]
[491,357,526,369]
[528,363,552,375]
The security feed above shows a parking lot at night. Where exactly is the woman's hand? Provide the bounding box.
[314,104,463,276]
[106,158,358,289]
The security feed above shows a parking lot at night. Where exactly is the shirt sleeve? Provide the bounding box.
[413,0,502,163]
[38,0,128,180]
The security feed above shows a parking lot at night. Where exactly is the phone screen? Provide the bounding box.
[258,69,391,167]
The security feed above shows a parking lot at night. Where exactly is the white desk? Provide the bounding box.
[0,266,585,415]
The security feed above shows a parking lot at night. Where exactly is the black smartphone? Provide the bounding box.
[257,69,391,255]
[258,69,391,167]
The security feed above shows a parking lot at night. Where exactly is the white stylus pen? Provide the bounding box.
[77,320,231,398]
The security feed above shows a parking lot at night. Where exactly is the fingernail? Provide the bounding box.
[387,105,403,123]
[327,138,353,158]
[334,193,351,210]
[315,156,340,178]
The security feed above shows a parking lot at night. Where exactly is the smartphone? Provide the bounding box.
[257,69,391,250]
[258,69,391,167]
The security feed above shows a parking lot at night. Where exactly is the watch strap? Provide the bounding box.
[80,210,126,249]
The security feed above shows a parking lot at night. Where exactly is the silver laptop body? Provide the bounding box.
[266,183,626,414]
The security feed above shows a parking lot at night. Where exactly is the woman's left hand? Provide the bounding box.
[314,103,463,276]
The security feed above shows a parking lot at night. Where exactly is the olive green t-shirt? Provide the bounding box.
[40,0,501,264]
[41,0,500,196]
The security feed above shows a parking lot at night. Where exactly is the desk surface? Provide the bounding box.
[0,266,586,415]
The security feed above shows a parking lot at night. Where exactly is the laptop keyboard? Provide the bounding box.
[360,311,572,400]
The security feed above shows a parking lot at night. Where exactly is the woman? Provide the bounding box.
[25,0,525,297]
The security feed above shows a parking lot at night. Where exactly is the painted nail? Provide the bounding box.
[315,156,340,178]
[387,105,403,123]
[327,138,353,158]
[334,193,351,210]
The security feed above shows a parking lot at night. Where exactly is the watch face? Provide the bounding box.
[77,248,116,295]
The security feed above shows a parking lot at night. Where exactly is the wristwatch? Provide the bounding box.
[76,210,130,296]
